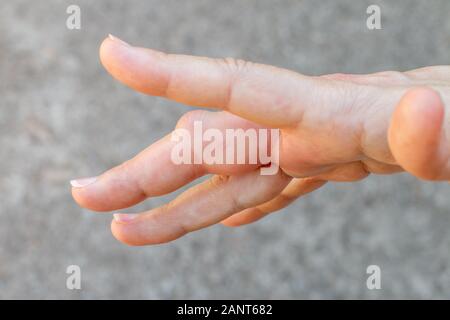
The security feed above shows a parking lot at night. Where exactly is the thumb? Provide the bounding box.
[388,87,450,180]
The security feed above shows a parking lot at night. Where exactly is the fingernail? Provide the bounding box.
[113,213,139,223]
[70,176,98,188]
[108,34,131,47]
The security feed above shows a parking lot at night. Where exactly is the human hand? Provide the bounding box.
[71,35,449,245]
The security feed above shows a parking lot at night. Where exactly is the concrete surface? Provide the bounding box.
[0,0,449,299]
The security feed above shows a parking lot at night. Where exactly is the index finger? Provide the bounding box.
[100,35,340,127]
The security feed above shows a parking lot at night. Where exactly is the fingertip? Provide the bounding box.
[70,172,146,212]
[99,35,118,69]
[99,36,168,96]
[71,184,111,212]
[389,86,444,150]
[389,87,446,180]
[111,217,177,246]
[110,219,143,246]
[400,87,444,123]
[99,34,131,60]
[99,35,132,88]
[111,219,138,246]
[111,213,158,247]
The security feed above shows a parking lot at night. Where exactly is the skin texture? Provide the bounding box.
[71,36,449,246]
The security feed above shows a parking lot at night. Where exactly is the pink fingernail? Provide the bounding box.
[70,176,98,188]
[113,213,139,223]
[108,34,131,47]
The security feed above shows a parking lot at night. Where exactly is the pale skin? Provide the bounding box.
[71,35,450,246]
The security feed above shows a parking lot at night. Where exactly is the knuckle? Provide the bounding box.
[209,174,231,189]
[208,175,246,212]
[114,160,148,198]
[217,57,252,75]
[214,57,253,109]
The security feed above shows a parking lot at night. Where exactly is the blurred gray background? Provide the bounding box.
[0,0,449,299]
